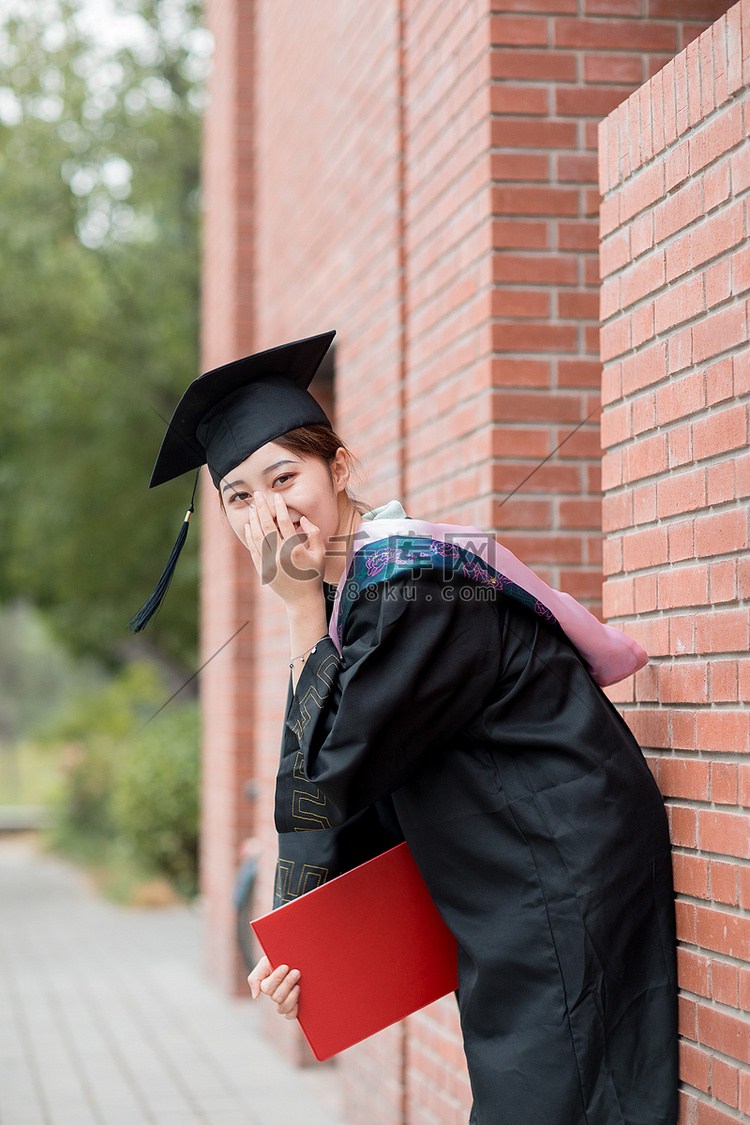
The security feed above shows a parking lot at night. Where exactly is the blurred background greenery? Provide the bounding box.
[0,0,207,900]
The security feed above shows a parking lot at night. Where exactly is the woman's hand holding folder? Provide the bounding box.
[248,954,301,1020]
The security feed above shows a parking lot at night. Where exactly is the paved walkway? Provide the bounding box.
[0,836,346,1125]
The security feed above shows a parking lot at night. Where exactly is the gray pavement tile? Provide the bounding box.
[0,836,347,1125]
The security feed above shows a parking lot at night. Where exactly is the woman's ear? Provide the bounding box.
[331,447,351,493]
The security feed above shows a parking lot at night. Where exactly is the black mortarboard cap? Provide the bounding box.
[149,330,335,488]
[128,330,335,632]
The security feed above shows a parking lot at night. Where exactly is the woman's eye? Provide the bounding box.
[228,491,250,504]
[273,474,294,487]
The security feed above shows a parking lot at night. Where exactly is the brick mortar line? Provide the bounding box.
[619,695,750,706]
[490,146,600,162]
[407,268,599,299]
[407,475,601,494]
[674,994,750,1021]
[617,703,749,716]
[603,600,749,614]
[407,307,601,340]
[604,553,749,575]
[674,890,750,917]
[647,755,749,770]
[490,314,598,326]
[407,470,602,497]
[406,343,599,376]
[412,468,603,485]
[648,749,750,762]
[675,988,750,1026]
[603,541,750,569]
[418,265,600,293]
[603,540,750,568]
[603,595,749,612]
[604,500,749,521]
[409,404,599,431]
[602,528,750,551]
[627,656,749,669]
[667,797,750,812]
[487,15,711,28]
[641,748,750,761]
[673,844,750,861]
[494,280,599,289]
[576,700,743,721]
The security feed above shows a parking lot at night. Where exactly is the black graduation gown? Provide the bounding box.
[275,572,678,1125]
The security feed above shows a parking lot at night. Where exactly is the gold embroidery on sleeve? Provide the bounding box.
[292,752,332,829]
[289,653,341,741]
[286,653,341,830]
[275,858,329,903]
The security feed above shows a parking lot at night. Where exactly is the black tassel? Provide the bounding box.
[128,470,199,633]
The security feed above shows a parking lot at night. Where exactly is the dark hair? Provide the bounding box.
[218,424,371,514]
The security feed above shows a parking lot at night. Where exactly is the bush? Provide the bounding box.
[46,662,164,849]
[55,737,116,840]
[43,661,201,899]
[113,702,200,896]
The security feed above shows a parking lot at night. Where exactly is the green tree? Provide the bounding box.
[0,0,208,671]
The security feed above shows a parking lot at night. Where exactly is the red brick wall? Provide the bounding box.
[239,0,412,1074]
[200,0,260,995]
[599,4,750,1121]
[200,0,741,1119]
[486,0,730,604]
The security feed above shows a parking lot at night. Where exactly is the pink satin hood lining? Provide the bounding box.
[328,517,647,688]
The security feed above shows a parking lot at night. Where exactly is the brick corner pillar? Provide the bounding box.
[199,0,259,995]
[599,4,750,1121]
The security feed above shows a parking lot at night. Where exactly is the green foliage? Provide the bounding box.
[44,659,201,899]
[0,599,105,745]
[113,701,200,895]
[42,659,164,743]
[54,736,116,837]
[45,660,164,842]
[0,738,62,807]
[0,0,207,669]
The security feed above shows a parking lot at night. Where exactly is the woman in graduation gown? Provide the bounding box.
[134,332,678,1125]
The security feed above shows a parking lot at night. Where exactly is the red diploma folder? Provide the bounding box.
[251,842,459,1060]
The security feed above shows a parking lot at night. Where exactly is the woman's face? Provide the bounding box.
[220,440,350,551]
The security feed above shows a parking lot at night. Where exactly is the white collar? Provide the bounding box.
[360,500,407,521]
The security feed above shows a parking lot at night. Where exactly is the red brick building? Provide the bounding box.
[199,1,748,1122]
